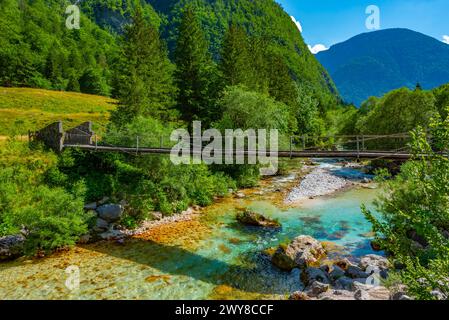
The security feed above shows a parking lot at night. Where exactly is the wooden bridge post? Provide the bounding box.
[290,136,293,159]
[356,135,360,161]
[302,135,306,150]
[160,136,163,149]
[95,134,98,151]
[362,135,365,151]
[136,136,139,155]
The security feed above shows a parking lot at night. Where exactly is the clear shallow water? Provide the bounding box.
[0,163,380,300]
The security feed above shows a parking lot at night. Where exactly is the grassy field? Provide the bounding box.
[0,87,117,136]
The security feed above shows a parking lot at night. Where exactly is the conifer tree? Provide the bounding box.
[267,53,297,107]
[219,24,251,88]
[174,6,215,125]
[112,6,176,126]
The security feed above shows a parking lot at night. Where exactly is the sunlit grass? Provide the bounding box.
[0,87,117,135]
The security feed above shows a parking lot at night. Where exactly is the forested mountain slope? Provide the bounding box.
[317,28,449,106]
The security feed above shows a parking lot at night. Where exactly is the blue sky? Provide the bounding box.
[277,0,449,52]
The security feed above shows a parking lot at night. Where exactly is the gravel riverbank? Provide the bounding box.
[285,167,349,204]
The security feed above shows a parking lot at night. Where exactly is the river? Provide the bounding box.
[0,160,380,300]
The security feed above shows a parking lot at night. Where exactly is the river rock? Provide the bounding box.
[354,289,370,300]
[96,204,124,223]
[271,235,326,271]
[301,267,330,286]
[318,290,355,300]
[289,291,311,300]
[236,210,281,228]
[346,265,369,279]
[0,235,25,261]
[359,254,390,272]
[94,218,110,233]
[430,289,447,300]
[334,258,355,270]
[334,277,355,291]
[391,292,413,300]
[84,202,98,211]
[329,265,346,281]
[235,192,246,199]
[306,281,330,297]
[99,230,126,241]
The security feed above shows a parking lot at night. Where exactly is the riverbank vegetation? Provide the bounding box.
[364,115,449,300]
[1,1,449,301]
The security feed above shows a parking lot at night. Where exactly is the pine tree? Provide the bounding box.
[247,36,270,93]
[174,6,216,125]
[112,6,176,126]
[267,53,297,107]
[219,24,251,88]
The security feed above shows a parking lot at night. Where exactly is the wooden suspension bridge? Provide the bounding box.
[29,121,416,160]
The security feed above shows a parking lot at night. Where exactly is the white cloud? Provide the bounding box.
[308,44,329,54]
[290,16,302,33]
[443,35,449,44]
[289,16,329,55]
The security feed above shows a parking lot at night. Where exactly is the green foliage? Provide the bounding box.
[433,83,449,119]
[111,7,177,125]
[0,0,118,94]
[0,141,90,255]
[219,24,252,88]
[215,86,291,131]
[363,115,449,299]
[213,86,291,187]
[357,88,437,135]
[153,0,339,109]
[174,6,217,125]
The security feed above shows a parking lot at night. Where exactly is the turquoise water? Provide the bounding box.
[0,163,380,300]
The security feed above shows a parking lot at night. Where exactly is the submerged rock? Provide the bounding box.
[271,235,326,271]
[236,210,281,228]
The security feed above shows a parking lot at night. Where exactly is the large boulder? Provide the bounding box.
[271,236,326,271]
[96,204,124,223]
[0,235,25,261]
[236,210,281,228]
[359,254,391,272]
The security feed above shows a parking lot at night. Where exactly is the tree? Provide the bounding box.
[219,24,251,88]
[363,115,449,299]
[267,53,297,107]
[356,88,437,149]
[174,6,216,125]
[79,68,110,96]
[111,6,176,126]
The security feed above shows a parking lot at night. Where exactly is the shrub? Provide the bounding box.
[363,115,449,299]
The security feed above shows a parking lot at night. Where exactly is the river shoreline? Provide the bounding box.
[110,159,374,239]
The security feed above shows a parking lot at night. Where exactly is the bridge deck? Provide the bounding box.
[64,144,414,160]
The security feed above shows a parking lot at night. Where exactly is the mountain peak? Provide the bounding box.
[317,28,449,106]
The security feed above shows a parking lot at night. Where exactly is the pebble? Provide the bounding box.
[285,168,348,203]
